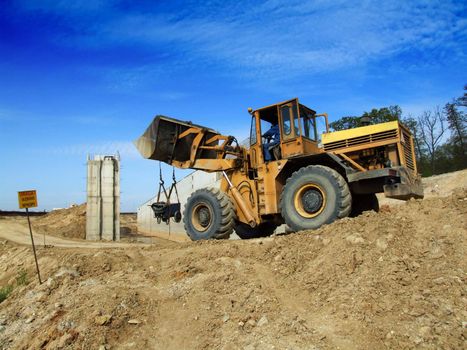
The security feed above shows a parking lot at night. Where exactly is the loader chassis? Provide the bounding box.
[135,98,423,240]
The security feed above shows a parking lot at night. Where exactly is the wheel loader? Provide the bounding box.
[134,98,423,240]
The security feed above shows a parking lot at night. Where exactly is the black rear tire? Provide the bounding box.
[234,221,277,239]
[183,188,236,241]
[350,193,379,217]
[280,165,351,231]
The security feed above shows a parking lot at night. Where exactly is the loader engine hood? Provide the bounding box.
[134,115,219,164]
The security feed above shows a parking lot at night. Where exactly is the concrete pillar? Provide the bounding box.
[86,155,120,241]
[86,159,102,241]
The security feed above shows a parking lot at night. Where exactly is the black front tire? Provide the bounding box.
[280,165,351,232]
[183,188,236,241]
[234,221,277,239]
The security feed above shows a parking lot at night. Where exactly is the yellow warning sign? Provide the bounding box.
[18,190,38,209]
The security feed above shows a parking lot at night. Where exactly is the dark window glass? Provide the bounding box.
[315,117,327,143]
[250,116,257,145]
[281,106,291,135]
[292,104,300,135]
[302,114,310,139]
[300,107,317,141]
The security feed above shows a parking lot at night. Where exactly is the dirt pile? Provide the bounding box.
[33,204,86,240]
[0,187,465,349]
[120,213,137,236]
[422,169,467,197]
[379,168,467,207]
[32,205,137,240]
[28,169,467,242]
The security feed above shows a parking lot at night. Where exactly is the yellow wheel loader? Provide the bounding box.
[135,98,423,240]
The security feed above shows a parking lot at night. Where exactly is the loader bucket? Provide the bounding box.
[134,115,219,164]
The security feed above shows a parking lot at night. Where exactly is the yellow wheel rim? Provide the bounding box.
[294,184,326,218]
[191,203,213,232]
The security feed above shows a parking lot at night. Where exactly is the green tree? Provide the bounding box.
[330,105,401,131]
[456,84,467,107]
[443,89,467,170]
[329,116,360,131]
[362,105,402,123]
[444,102,466,156]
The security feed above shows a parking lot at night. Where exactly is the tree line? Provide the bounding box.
[329,86,467,176]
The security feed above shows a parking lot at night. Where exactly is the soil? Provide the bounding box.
[0,171,466,349]
[30,205,137,240]
[378,168,467,207]
[32,205,87,240]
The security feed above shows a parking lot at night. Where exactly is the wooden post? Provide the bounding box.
[26,208,42,284]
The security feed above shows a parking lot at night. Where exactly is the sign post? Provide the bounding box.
[18,190,42,284]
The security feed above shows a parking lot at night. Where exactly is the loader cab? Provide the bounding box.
[249,98,329,167]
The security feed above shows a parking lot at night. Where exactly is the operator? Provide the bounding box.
[262,123,280,161]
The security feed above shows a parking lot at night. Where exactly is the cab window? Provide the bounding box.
[281,103,301,138]
[281,106,291,135]
[250,116,257,145]
[292,103,300,135]
[300,107,317,141]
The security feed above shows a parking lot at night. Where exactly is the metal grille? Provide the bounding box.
[323,129,398,151]
[401,129,415,172]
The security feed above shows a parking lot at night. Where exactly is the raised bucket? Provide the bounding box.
[134,115,219,164]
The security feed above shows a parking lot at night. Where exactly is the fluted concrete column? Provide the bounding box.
[86,155,120,241]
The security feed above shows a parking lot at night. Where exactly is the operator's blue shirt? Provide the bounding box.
[263,124,280,142]
[263,124,280,161]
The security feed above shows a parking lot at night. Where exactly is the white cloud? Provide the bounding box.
[17,0,467,82]
[87,0,465,79]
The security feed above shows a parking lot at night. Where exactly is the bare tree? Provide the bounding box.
[418,107,446,174]
[402,115,424,166]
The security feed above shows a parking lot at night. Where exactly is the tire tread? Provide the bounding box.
[279,165,351,231]
[183,187,236,240]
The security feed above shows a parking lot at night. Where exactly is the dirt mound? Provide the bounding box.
[33,204,87,240]
[0,187,465,349]
[120,213,137,236]
[422,169,467,197]
[379,168,467,207]
[32,205,137,240]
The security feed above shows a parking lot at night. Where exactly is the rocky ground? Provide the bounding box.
[0,170,466,349]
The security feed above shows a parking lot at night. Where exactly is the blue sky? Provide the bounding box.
[0,0,466,211]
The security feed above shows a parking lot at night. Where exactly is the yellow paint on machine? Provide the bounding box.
[18,190,38,209]
[322,121,399,144]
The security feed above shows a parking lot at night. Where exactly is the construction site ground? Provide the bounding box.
[0,170,466,349]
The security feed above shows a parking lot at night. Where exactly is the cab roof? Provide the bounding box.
[253,98,316,123]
